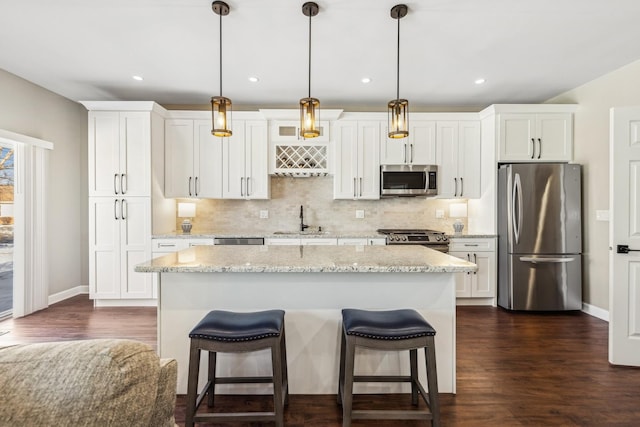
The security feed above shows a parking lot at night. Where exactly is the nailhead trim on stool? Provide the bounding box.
[184,310,289,427]
[338,308,440,427]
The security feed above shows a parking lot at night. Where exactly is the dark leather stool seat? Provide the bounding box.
[185,310,289,427]
[338,308,440,427]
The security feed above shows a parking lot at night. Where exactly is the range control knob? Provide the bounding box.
[401,235,408,241]
[435,235,442,241]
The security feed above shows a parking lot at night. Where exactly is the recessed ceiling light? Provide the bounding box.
[248,76,259,83]
[132,75,144,81]
[474,78,486,85]
[361,77,372,84]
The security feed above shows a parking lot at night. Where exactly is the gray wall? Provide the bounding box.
[547,58,640,311]
[0,68,87,297]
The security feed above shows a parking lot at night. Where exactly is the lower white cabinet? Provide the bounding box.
[264,238,301,246]
[449,237,496,305]
[337,238,387,246]
[89,197,152,299]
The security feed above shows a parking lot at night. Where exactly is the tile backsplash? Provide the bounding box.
[177,176,467,234]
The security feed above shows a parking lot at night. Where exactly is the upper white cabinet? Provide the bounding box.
[222,120,270,199]
[498,113,573,162]
[165,119,223,198]
[88,111,151,197]
[333,121,381,200]
[270,120,330,143]
[381,121,436,165]
[436,121,481,198]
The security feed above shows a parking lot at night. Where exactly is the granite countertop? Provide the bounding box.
[153,230,388,239]
[446,234,497,239]
[135,245,477,274]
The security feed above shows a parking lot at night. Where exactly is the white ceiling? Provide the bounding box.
[2,0,640,111]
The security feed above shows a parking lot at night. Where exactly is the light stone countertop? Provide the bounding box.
[447,234,497,239]
[135,245,477,274]
[153,230,388,239]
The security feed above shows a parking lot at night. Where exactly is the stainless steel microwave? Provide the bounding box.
[380,165,438,197]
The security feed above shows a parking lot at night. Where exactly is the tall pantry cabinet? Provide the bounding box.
[83,102,172,305]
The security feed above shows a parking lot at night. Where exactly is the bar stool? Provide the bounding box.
[185,309,289,427]
[337,308,440,427]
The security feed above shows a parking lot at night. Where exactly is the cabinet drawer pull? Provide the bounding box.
[157,243,176,248]
[464,244,479,247]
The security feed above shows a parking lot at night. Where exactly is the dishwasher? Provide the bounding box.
[214,237,264,245]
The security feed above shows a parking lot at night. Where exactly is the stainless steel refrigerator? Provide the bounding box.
[497,163,582,311]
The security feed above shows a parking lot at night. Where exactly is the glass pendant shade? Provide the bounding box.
[388,98,409,139]
[211,96,232,137]
[300,97,320,138]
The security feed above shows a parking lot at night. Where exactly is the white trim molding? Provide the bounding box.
[582,302,609,322]
[48,285,89,306]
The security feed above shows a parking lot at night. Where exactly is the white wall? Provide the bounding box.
[546,58,640,311]
[0,68,87,297]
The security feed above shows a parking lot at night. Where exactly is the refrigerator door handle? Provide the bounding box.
[513,172,522,244]
[519,256,575,264]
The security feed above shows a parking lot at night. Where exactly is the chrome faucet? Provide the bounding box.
[300,205,309,232]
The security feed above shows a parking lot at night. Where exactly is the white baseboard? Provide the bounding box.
[582,302,609,322]
[94,299,157,307]
[48,286,89,306]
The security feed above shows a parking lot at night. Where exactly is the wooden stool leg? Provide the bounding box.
[341,335,356,427]
[425,337,440,427]
[185,340,201,427]
[337,330,346,405]
[271,337,285,427]
[280,327,289,406]
[207,350,216,407]
[410,348,419,405]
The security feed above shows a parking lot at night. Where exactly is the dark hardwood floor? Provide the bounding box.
[1,295,640,426]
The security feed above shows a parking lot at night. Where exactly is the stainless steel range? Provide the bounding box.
[377,229,449,253]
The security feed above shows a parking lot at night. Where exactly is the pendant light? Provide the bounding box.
[300,2,320,139]
[388,4,409,139]
[211,1,232,137]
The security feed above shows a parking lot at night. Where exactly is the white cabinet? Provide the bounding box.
[89,197,152,299]
[337,238,387,246]
[333,121,380,200]
[270,120,330,143]
[301,238,338,245]
[449,237,496,304]
[164,119,223,198]
[381,121,436,165]
[88,111,151,197]
[265,238,301,246]
[498,113,573,162]
[222,120,270,199]
[436,121,481,198]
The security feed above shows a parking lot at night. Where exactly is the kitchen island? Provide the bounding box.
[135,245,476,395]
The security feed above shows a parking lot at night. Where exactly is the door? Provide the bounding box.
[194,120,223,198]
[458,121,481,199]
[222,121,246,199]
[120,197,152,299]
[119,112,150,197]
[609,106,640,366]
[89,198,121,299]
[333,122,358,199]
[436,121,458,197]
[164,119,194,198]
[244,121,269,199]
[358,121,381,199]
[536,113,572,161]
[506,163,582,255]
[88,112,120,197]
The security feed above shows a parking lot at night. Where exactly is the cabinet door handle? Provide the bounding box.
[467,253,471,275]
[464,243,479,247]
[403,144,407,163]
[121,199,127,220]
[188,177,192,197]
[537,138,542,159]
[353,177,357,198]
[410,144,414,163]
[359,177,363,197]
[195,176,199,196]
[241,177,245,197]
[473,253,477,274]
[120,174,127,194]
[460,177,464,197]
[114,199,119,220]
[454,178,458,197]
[246,177,251,197]
[531,138,535,159]
[114,174,119,195]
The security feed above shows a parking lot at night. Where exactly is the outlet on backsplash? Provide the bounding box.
[435,209,445,219]
[355,210,365,219]
[260,210,269,219]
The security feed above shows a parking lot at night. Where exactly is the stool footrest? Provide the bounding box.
[215,376,274,384]
[352,409,432,421]
[194,412,276,423]
[353,375,412,383]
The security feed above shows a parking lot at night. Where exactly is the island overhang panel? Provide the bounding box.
[135,245,476,395]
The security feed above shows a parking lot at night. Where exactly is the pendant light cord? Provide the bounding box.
[308,12,312,98]
[396,14,400,100]
[219,12,223,97]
